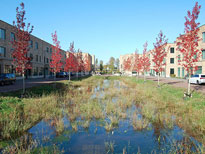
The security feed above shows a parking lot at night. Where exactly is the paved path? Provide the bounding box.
[144,76,205,94]
[0,75,87,93]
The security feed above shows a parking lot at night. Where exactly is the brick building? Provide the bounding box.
[120,25,205,78]
[0,20,93,78]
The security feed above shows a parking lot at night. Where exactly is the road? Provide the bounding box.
[144,76,205,94]
[0,75,204,94]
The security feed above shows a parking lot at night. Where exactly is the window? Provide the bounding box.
[29,40,33,48]
[170,47,174,53]
[203,32,205,43]
[0,28,6,40]
[195,66,202,74]
[50,48,52,53]
[39,56,41,62]
[202,50,205,60]
[178,68,180,77]
[46,47,49,52]
[170,58,174,64]
[4,65,12,73]
[36,55,38,62]
[35,42,38,50]
[30,53,33,61]
[0,46,6,57]
[182,68,185,77]
[170,68,174,75]
[46,58,49,63]
[10,32,15,41]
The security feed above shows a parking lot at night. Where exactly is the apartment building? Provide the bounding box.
[120,25,205,78]
[0,20,93,78]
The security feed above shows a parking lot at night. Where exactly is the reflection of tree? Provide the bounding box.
[152,118,168,150]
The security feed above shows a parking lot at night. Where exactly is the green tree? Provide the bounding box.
[100,60,103,72]
[109,57,115,73]
[115,58,120,71]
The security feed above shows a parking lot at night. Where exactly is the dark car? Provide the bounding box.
[0,73,16,86]
[56,72,67,78]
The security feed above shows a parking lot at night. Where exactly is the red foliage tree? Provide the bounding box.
[133,49,142,79]
[11,2,34,94]
[176,2,201,96]
[77,49,84,72]
[64,52,77,80]
[84,54,91,73]
[123,57,132,72]
[141,42,150,81]
[50,31,63,80]
[152,31,168,86]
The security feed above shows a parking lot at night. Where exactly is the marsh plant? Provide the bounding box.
[0,76,204,153]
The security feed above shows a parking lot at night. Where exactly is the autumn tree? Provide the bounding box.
[176,2,201,96]
[11,2,34,94]
[133,49,142,79]
[123,57,132,72]
[64,42,77,81]
[152,31,168,86]
[76,49,84,78]
[50,31,63,81]
[141,42,150,82]
[84,54,91,73]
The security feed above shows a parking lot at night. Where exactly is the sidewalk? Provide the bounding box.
[143,76,205,94]
[0,75,89,93]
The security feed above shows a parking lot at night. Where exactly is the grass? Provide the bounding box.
[0,75,204,153]
[120,76,205,145]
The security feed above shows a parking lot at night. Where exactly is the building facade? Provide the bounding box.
[120,25,205,78]
[0,20,93,78]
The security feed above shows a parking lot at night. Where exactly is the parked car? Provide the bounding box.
[189,74,205,84]
[0,73,16,86]
[56,72,67,78]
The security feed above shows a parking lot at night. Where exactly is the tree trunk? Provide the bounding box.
[158,73,160,87]
[69,71,71,81]
[144,71,146,82]
[188,74,191,96]
[22,71,25,94]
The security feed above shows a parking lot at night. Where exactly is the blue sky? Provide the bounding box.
[1,0,205,63]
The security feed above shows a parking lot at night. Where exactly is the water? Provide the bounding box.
[0,80,202,153]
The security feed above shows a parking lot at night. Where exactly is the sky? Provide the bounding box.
[1,0,205,64]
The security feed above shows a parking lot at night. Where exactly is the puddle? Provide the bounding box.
[0,80,202,153]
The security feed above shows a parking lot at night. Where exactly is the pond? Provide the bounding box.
[0,79,202,154]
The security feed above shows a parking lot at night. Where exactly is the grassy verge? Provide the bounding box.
[120,77,205,144]
[0,75,204,153]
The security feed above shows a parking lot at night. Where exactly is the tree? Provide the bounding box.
[123,57,132,72]
[84,54,91,73]
[100,60,103,72]
[176,2,201,96]
[109,57,115,73]
[152,31,168,86]
[76,49,84,78]
[64,42,78,81]
[95,58,98,71]
[65,53,77,81]
[50,31,63,81]
[11,2,34,95]
[133,49,142,79]
[141,42,150,82]
[115,58,120,71]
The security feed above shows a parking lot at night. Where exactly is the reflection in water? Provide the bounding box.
[1,79,202,154]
